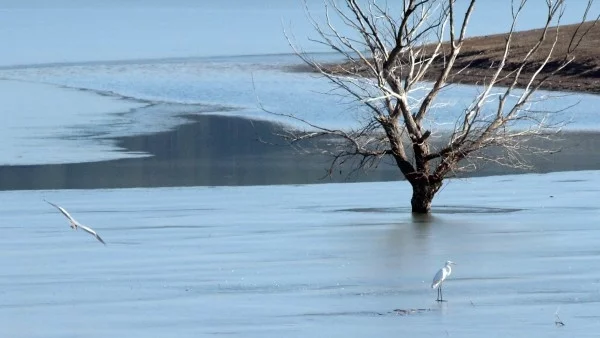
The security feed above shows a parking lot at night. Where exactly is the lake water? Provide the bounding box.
[2,53,600,165]
[1,1,600,165]
[2,0,599,66]
[2,1,600,337]
[2,171,600,337]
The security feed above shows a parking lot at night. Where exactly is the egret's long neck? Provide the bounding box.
[445,264,452,274]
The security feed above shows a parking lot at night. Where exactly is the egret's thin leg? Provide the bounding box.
[440,286,443,302]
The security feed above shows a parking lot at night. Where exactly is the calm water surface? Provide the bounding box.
[1,171,600,337]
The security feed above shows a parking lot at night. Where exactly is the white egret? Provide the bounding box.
[431,261,456,302]
[45,200,106,245]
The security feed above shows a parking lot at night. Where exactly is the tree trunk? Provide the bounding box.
[410,178,442,214]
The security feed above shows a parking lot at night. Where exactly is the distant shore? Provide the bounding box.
[1,114,599,191]
[291,21,600,95]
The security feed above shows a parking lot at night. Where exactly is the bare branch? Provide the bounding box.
[273,0,599,212]
[414,0,476,123]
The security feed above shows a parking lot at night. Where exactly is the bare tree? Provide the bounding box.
[276,0,598,213]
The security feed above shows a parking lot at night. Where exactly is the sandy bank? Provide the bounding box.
[291,21,600,95]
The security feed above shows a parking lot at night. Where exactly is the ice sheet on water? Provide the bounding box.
[0,55,360,129]
[0,79,153,165]
[4,55,600,132]
[1,171,600,337]
[2,54,600,166]
[0,77,240,165]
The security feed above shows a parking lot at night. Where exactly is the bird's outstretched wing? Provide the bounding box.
[78,223,107,245]
[45,199,79,225]
[45,200,106,245]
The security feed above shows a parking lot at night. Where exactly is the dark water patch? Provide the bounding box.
[4,115,600,191]
[552,179,588,183]
[337,206,523,214]
[0,115,402,190]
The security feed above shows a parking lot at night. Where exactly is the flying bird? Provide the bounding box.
[431,261,456,302]
[45,200,106,245]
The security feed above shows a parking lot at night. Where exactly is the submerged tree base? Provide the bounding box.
[411,202,433,214]
[410,179,442,214]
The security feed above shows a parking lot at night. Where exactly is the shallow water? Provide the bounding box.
[2,171,600,337]
[2,54,600,166]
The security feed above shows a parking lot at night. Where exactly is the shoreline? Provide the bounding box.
[1,114,600,191]
[290,21,600,95]
[290,62,600,95]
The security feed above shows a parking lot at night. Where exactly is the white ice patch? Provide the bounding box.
[0,79,154,165]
